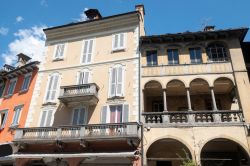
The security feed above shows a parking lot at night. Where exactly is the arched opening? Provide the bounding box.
[144,81,163,112]
[166,80,187,111]
[189,79,212,111]
[147,138,193,166]
[201,138,249,166]
[206,43,228,62]
[214,77,237,110]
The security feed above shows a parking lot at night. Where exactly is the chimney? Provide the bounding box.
[135,4,145,16]
[204,25,215,32]
[17,53,31,67]
[84,9,102,20]
[135,4,146,36]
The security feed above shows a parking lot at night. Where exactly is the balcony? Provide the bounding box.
[14,122,141,143]
[58,83,99,106]
[142,62,232,77]
[142,110,243,126]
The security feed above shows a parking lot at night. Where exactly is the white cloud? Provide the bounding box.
[16,16,24,23]
[78,8,89,22]
[1,25,46,65]
[0,27,9,35]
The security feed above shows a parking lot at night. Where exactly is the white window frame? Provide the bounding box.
[103,104,129,123]
[6,78,17,96]
[39,108,55,127]
[71,106,88,125]
[80,38,95,64]
[11,105,23,126]
[20,73,32,92]
[76,69,91,85]
[108,64,125,98]
[0,109,8,129]
[112,33,126,51]
[53,43,67,60]
[44,72,61,103]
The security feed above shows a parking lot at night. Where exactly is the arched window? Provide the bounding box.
[206,43,228,62]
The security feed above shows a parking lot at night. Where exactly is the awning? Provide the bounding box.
[11,151,139,159]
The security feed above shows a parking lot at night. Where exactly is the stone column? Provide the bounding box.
[162,89,169,123]
[186,88,194,123]
[210,87,221,122]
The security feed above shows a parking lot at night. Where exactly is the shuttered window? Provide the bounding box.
[7,79,17,96]
[82,39,94,64]
[45,73,60,102]
[112,33,125,51]
[100,104,129,123]
[72,107,87,125]
[0,83,5,97]
[0,110,8,129]
[21,73,32,91]
[40,110,54,127]
[109,65,124,97]
[78,70,90,85]
[54,43,65,59]
[12,105,23,126]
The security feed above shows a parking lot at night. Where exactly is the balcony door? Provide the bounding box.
[110,105,122,123]
[72,107,87,125]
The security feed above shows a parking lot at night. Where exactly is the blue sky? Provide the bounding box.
[0,0,250,66]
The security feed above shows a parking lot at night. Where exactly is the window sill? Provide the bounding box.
[4,94,13,99]
[108,96,125,100]
[112,48,126,53]
[19,89,28,94]
[52,58,64,62]
[42,102,57,106]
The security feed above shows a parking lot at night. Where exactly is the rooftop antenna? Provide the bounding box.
[201,17,212,30]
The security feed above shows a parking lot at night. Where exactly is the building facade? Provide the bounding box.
[140,27,250,166]
[12,5,145,166]
[0,54,39,165]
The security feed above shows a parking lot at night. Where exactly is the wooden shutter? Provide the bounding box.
[46,76,54,101]
[116,66,123,96]
[40,111,47,127]
[119,33,124,48]
[110,68,117,97]
[55,44,65,58]
[84,71,89,84]
[123,104,129,122]
[101,106,107,123]
[87,40,93,63]
[79,108,86,124]
[45,110,53,126]
[72,109,79,125]
[51,75,59,101]
[78,72,84,85]
[82,40,88,63]
[113,34,119,50]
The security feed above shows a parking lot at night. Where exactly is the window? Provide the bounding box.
[12,105,23,126]
[167,49,179,65]
[109,65,124,97]
[146,50,157,66]
[112,33,125,51]
[0,82,5,97]
[21,73,32,91]
[0,110,8,129]
[72,107,87,125]
[81,39,94,64]
[189,47,202,64]
[78,70,90,84]
[39,109,54,127]
[54,43,65,59]
[45,73,60,102]
[101,104,129,123]
[6,79,17,96]
[206,43,228,62]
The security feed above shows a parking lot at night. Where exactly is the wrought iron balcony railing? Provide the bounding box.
[14,122,141,142]
[142,110,243,125]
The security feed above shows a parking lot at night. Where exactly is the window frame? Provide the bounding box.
[189,47,202,64]
[71,106,88,125]
[0,109,8,130]
[44,72,61,103]
[77,69,91,85]
[101,104,129,123]
[20,73,32,92]
[206,43,228,62]
[146,50,158,66]
[6,78,17,97]
[167,49,179,65]
[11,105,23,127]
[81,39,95,64]
[39,108,55,127]
[108,64,125,98]
[53,43,67,60]
[112,33,126,51]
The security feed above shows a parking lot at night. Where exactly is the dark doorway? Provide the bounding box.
[157,161,172,166]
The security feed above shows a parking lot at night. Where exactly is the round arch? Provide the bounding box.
[200,137,249,166]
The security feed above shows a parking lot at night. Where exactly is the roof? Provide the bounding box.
[141,27,249,44]
[44,11,138,32]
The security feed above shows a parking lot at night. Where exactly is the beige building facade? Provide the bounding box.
[12,6,145,166]
[140,27,250,166]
